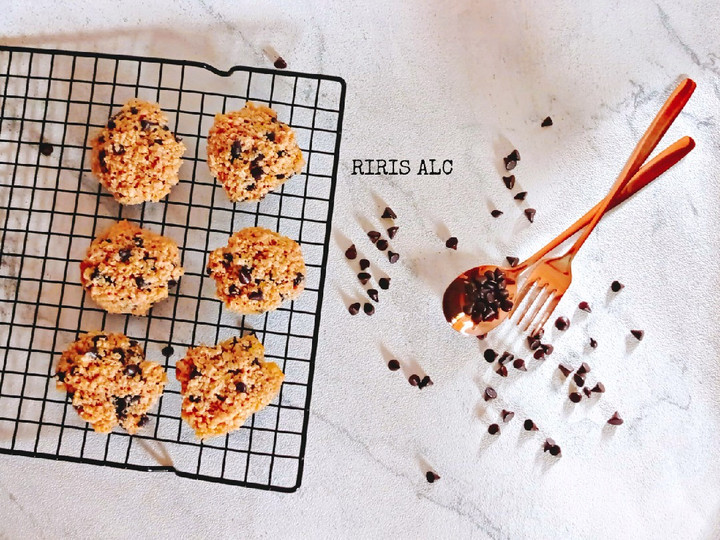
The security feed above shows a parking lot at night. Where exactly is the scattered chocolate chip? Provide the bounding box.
[591,382,605,393]
[503,150,520,171]
[577,362,591,375]
[607,412,624,425]
[578,301,591,313]
[162,345,174,357]
[477,334,486,340]
[368,289,379,302]
[408,374,421,386]
[543,438,556,451]
[445,237,458,250]
[381,207,397,219]
[358,272,371,285]
[387,226,399,239]
[56,371,66,382]
[137,414,149,427]
[345,244,357,259]
[189,395,201,403]
[533,349,546,360]
[589,338,598,349]
[496,365,508,377]
[216,394,227,402]
[274,56,288,69]
[378,277,390,290]
[248,290,264,301]
[514,191,527,201]
[367,231,381,243]
[573,373,586,387]
[376,239,389,251]
[124,364,140,377]
[524,208,536,223]
[250,165,264,180]
[527,335,541,349]
[583,387,592,398]
[388,251,400,264]
[630,329,644,341]
[275,174,285,180]
[611,280,624,292]
[501,410,515,423]
[555,316,570,331]
[502,175,516,189]
[348,303,361,315]
[426,471,440,483]
[524,419,538,431]
[541,116,553,127]
[549,444,561,457]
[558,363,573,377]
[107,119,116,130]
[483,387,497,401]
[419,375,433,389]
[364,303,375,315]
[488,423,500,435]
[498,352,514,365]
[569,391,582,403]
[238,267,253,285]
[118,248,132,262]
[235,381,247,393]
[506,256,519,267]
[39,141,54,156]
[228,284,240,296]
[541,343,554,356]
[359,258,370,270]
[491,209,504,218]
[265,132,276,142]
[483,349,497,363]
[513,358,527,371]
[387,359,400,371]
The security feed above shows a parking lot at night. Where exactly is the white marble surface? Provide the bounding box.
[2,1,720,538]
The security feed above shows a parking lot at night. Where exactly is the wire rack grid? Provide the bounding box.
[0,45,345,492]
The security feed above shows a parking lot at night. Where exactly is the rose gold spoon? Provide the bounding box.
[443,135,694,336]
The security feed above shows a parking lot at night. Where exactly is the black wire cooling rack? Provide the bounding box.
[0,45,345,492]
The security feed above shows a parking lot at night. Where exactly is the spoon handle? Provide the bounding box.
[518,135,694,270]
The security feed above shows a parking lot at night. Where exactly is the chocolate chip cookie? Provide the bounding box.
[55,331,167,434]
[206,102,304,202]
[80,220,184,315]
[206,226,305,314]
[175,334,284,439]
[90,98,185,204]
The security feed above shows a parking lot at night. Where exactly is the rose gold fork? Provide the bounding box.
[513,78,696,336]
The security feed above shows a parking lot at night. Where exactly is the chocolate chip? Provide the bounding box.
[527,335,541,349]
[387,226,399,239]
[56,371,66,382]
[228,284,240,296]
[265,132,276,141]
[376,239,389,251]
[445,237,458,250]
[543,438,556,451]
[607,412,624,425]
[503,151,518,171]
[541,343,554,356]
[39,141,54,156]
[524,208,536,222]
[134,276,146,289]
[569,391,582,403]
[235,381,247,393]
[483,349,497,363]
[491,209,504,218]
[162,345,174,357]
[477,334,486,340]
[589,338,598,349]
[419,375,433,388]
[133,236,144,248]
[118,248,132,262]
[513,358,527,371]
[124,364,140,377]
[381,207,397,219]
[275,174,285,180]
[501,410,515,423]
[549,444,561,457]
[189,395,201,403]
[408,374,421,386]
[189,367,201,380]
[348,302,361,315]
[358,272,371,285]
[274,56,287,69]
[533,349,546,360]
[532,328,545,339]
[107,119,116,129]
[364,303,375,315]
[611,280,624,292]
[496,365,508,377]
[591,382,605,393]
[113,348,125,361]
[130,107,138,114]
[583,387,592,398]
[578,301,591,313]
[498,352,514,365]
[367,231,381,243]
[140,119,159,131]
[387,359,400,371]
[523,419,538,431]
[137,415,149,427]
[554,316,570,331]
[483,386,497,401]
[238,267,253,285]
[514,191,527,201]
[558,363,572,377]
[231,140,243,160]
[573,373,585,387]
[114,396,131,419]
[345,244,357,259]
[248,290,264,301]
[631,329,644,341]
[293,273,305,287]
[378,277,390,290]
[90,267,101,281]
[488,423,500,435]
[502,175,515,189]
[541,116,553,127]
[506,256,519,267]
[577,362,591,375]
[425,471,440,483]
[250,165,264,180]
[388,251,399,264]
[359,259,370,270]
[368,289,379,302]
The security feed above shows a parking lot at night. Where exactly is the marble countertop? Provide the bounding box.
[2,1,720,538]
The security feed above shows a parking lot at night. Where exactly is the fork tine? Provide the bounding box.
[521,287,552,332]
[513,281,543,326]
[528,292,562,337]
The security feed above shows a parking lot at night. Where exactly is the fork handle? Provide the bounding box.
[518,136,694,269]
